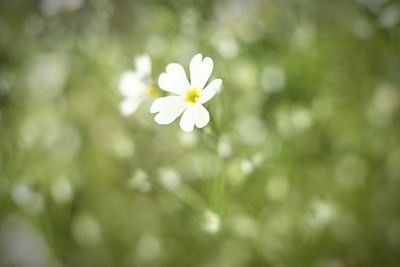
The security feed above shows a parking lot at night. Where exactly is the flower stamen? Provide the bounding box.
[184,87,201,104]
[146,85,159,97]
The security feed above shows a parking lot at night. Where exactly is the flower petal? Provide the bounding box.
[119,98,142,116]
[193,104,210,128]
[154,102,187,125]
[150,96,184,113]
[190,53,213,90]
[158,63,190,95]
[179,106,196,132]
[199,78,222,104]
[134,54,151,77]
[119,71,146,97]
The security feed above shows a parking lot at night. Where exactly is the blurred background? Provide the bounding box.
[1,0,400,266]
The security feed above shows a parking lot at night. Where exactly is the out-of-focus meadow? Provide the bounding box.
[1,0,400,266]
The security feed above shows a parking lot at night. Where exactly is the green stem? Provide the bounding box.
[170,184,207,213]
[210,158,226,216]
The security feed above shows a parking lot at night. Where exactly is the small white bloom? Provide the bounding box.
[50,178,74,204]
[150,53,222,132]
[118,54,158,116]
[379,5,399,28]
[40,0,84,17]
[71,213,102,247]
[211,30,239,59]
[217,138,233,158]
[240,159,254,175]
[11,183,44,214]
[25,53,69,100]
[203,210,221,234]
[11,183,33,207]
[0,216,52,267]
[127,169,152,192]
[306,201,337,228]
[158,168,181,191]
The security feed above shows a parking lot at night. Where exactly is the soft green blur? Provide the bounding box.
[1,0,400,266]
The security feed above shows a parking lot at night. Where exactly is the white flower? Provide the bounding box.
[11,183,44,214]
[217,138,233,158]
[150,53,222,132]
[71,213,102,247]
[118,54,158,116]
[50,178,74,204]
[203,210,221,234]
[40,0,85,17]
[158,168,181,191]
[240,159,254,175]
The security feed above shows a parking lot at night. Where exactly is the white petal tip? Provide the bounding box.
[180,127,194,132]
[120,107,134,117]
[149,103,157,113]
[154,115,169,125]
[196,123,208,129]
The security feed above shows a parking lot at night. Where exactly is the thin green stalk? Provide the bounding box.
[210,158,226,216]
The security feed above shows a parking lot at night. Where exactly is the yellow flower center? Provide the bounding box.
[184,87,201,104]
[146,85,159,97]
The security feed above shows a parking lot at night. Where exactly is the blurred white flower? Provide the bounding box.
[276,108,312,136]
[11,184,32,207]
[373,82,400,115]
[306,200,337,228]
[292,22,316,51]
[119,54,158,116]
[251,152,266,167]
[158,168,181,191]
[232,60,258,90]
[260,65,285,93]
[355,0,388,13]
[203,210,221,234]
[291,108,312,131]
[11,184,44,214]
[40,0,84,17]
[0,216,52,267]
[127,169,152,192]
[368,82,400,126]
[353,18,374,40]
[379,5,399,28]
[240,159,255,175]
[25,53,69,100]
[71,213,102,248]
[112,133,135,158]
[235,115,267,146]
[50,178,74,204]
[217,138,233,158]
[211,30,239,59]
[150,53,222,132]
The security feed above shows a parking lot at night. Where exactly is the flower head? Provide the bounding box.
[203,210,221,234]
[150,53,222,132]
[118,54,158,116]
[40,0,85,17]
